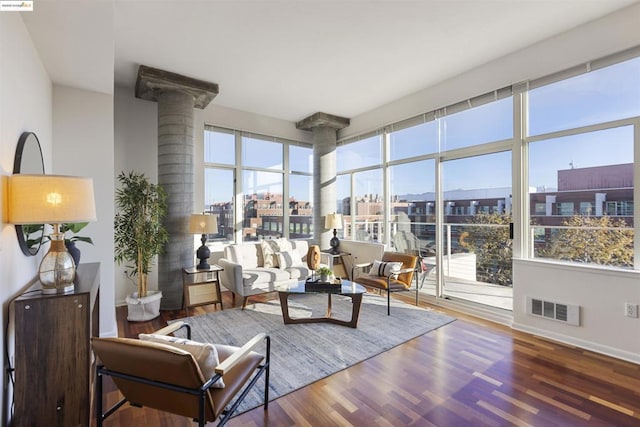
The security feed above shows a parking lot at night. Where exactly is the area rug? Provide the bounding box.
[172,293,455,415]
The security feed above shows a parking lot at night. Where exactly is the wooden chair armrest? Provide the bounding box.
[153,321,191,339]
[215,333,268,375]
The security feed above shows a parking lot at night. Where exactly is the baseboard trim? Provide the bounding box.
[422,295,513,326]
[512,322,640,365]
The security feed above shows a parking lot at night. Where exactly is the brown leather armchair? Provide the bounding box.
[352,251,419,315]
[92,322,270,426]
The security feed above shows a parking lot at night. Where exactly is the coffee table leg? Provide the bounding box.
[348,293,363,328]
[279,290,364,328]
[278,292,294,324]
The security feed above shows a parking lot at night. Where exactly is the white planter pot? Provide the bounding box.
[125,290,162,322]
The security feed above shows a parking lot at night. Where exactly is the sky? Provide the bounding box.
[205,56,640,206]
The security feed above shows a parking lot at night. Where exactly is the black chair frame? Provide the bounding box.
[96,324,271,427]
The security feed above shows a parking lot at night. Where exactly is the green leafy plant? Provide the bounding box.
[316,266,333,277]
[27,222,93,248]
[114,171,168,298]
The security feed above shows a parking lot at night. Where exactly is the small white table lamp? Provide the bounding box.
[189,214,218,270]
[8,174,97,294]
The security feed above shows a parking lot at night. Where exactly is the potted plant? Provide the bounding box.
[317,266,333,282]
[60,222,93,266]
[114,171,169,321]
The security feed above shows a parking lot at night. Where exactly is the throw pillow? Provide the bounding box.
[138,333,225,388]
[276,250,305,269]
[275,237,293,254]
[260,240,277,268]
[371,260,403,277]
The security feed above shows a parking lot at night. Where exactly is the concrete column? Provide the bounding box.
[156,90,194,309]
[296,113,349,249]
[136,65,218,309]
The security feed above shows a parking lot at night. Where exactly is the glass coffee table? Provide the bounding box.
[275,280,367,328]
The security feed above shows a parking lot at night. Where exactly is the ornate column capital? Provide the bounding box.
[135,65,218,109]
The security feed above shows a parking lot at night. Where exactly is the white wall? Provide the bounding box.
[53,84,116,337]
[513,260,640,363]
[343,2,640,139]
[113,86,158,304]
[0,12,52,424]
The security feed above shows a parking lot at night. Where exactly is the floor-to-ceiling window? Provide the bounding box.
[526,56,640,268]
[204,127,235,243]
[333,50,640,314]
[204,126,310,243]
[289,144,314,239]
[337,134,383,241]
[441,151,513,310]
[203,50,640,315]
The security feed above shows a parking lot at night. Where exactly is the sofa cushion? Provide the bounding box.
[275,238,293,254]
[242,268,291,286]
[138,333,225,388]
[260,240,278,268]
[371,260,403,277]
[285,265,310,280]
[225,244,260,269]
[276,251,303,269]
[291,240,309,262]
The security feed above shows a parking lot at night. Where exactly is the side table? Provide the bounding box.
[320,250,350,278]
[182,264,224,313]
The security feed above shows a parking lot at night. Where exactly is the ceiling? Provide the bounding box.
[23,0,638,123]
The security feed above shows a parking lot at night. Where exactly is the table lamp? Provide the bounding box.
[325,213,343,254]
[8,174,97,294]
[189,214,218,269]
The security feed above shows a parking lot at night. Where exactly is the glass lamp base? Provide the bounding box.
[39,233,76,294]
[41,283,75,294]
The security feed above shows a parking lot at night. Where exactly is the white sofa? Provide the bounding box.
[218,239,310,306]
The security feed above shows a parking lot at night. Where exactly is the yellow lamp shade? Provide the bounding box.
[8,174,97,224]
[324,213,343,230]
[189,214,218,234]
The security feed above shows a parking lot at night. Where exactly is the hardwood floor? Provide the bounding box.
[103,291,640,426]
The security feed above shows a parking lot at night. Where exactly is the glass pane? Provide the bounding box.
[440,97,513,151]
[390,121,438,161]
[289,174,313,239]
[290,145,312,173]
[353,169,383,242]
[204,129,234,165]
[442,151,513,310]
[389,160,437,294]
[242,136,283,170]
[529,57,640,136]
[242,170,283,241]
[529,126,634,268]
[337,135,382,172]
[204,168,234,243]
[336,174,350,240]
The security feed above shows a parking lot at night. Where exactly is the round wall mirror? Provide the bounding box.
[13,132,45,256]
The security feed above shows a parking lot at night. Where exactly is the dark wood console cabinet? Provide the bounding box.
[13,262,100,427]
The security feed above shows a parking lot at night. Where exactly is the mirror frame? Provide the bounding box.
[13,131,45,256]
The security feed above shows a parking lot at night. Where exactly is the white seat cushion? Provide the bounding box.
[242,268,291,286]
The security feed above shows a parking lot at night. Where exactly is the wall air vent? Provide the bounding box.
[526,296,580,326]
